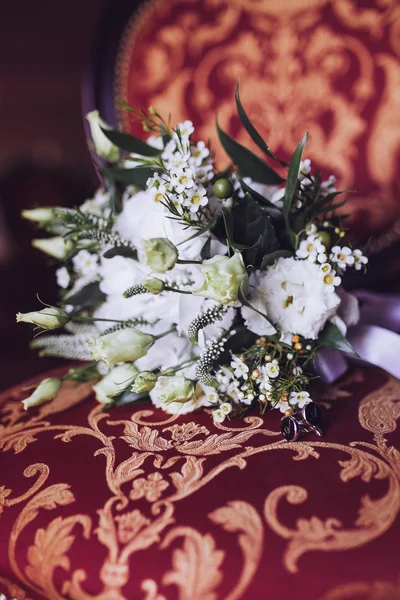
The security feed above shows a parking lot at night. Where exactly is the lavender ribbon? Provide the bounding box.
[316,290,400,383]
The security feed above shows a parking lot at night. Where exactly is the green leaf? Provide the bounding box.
[319,323,359,357]
[260,250,293,270]
[104,167,155,189]
[283,132,308,223]
[103,246,138,260]
[235,82,287,167]
[176,217,217,247]
[239,177,280,210]
[100,127,162,156]
[63,282,106,309]
[216,120,285,185]
[230,193,279,264]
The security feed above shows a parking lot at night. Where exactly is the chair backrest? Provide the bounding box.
[85,0,400,242]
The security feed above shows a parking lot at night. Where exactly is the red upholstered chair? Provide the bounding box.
[1,2,400,599]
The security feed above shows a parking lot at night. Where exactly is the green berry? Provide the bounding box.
[316,231,331,248]
[213,178,234,199]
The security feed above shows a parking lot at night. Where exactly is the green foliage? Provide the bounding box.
[103,246,138,260]
[235,82,287,167]
[319,323,359,356]
[103,166,156,189]
[100,127,162,156]
[216,120,285,185]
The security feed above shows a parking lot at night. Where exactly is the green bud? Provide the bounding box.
[93,363,138,404]
[142,238,178,273]
[32,237,74,260]
[21,207,54,223]
[88,328,154,367]
[22,377,61,410]
[213,178,234,199]
[17,306,70,331]
[316,231,331,248]
[86,110,119,163]
[151,375,195,405]
[193,252,248,305]
[142,277,165,295]
[131,371,158,393]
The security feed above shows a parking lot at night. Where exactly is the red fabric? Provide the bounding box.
[1,366,400,599]
[114,0,400,242]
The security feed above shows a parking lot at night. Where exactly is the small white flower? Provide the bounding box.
[289,390,311,408]
[168,151,191,174]
[352,249,368,270]
[195,166,214,185]
[321,268,341,293]
[190,141,210,167]
[299,159,311,177]
[185,186,208,212]
[220,402,232,415]
[212,408,225,423]
[72,250,99,278]
[277,399,290,413]
[230,356,249,380]
[56,267,70,289]
[306,223,318,234]
[330,246,355,270]
[287,353,294,360]
[171,169,195,193]
[296,235,325,262]
[271,188,285,209]
[265,362,280,378]
[176,120,194,139]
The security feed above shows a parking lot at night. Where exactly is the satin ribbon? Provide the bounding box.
[316,290,400,383]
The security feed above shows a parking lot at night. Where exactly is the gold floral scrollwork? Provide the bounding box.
[161,526,225,600]
[209,501,264,600]
[264,443,400,574]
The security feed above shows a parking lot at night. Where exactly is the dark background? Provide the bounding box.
[0,1,109,389]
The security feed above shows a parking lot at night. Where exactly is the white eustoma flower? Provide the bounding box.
[86,110,119,162]
[89,328,155,367]
[56,267,70,289]
[242,258,340,339]
[115,191,166,248]
[135,331,194,373]
[270,188,285,209]
[142,238,178,273]
[330,246,355,270]
[99,255,142,296]
[17,306,70,330]
[93,363,138,404]
[330,289,360,335]
[32,237,73,260]
[22,378,61,410]
[352,249,368,270]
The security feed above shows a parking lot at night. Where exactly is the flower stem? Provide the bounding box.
[155,328,175,340]
[164,286,192,295]
[176,259,202,265]
[71,316,131,324]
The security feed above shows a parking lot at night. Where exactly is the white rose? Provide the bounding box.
[150,376,208,414]
[243,257,340,339]
[193,252,248,305]
[93,363,138,404]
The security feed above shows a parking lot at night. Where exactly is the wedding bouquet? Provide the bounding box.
[17,84,367,439]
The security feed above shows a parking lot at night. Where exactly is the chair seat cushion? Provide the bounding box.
[1,366,400,599]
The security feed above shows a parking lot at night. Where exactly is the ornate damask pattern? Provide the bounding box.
[115,0,400,238]
[0,366,400,599]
